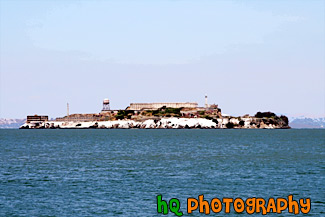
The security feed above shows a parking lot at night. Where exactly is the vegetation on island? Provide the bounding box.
[112,106,222,121]
[151,106,182,117]
[115,110,135,120]
[39,107,289,129]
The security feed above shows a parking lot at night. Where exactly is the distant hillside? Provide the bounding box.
[0,119,26,128]
[289,117,325,129]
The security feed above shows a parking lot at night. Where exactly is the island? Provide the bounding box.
[20,98,290,129]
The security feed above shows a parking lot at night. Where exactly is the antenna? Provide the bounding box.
[67,103,69,117]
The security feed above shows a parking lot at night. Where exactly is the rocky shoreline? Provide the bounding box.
[20,117,290,129]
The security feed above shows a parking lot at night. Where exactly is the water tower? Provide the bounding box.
[102,98,110,111]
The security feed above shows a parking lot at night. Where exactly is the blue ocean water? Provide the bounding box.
[0,129,324,216]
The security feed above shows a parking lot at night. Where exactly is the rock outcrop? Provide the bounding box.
[20,116,290,129]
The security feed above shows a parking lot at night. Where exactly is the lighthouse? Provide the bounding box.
[205,94,208,108]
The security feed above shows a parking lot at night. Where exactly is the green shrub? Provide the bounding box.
[255,112,276,118]
[280,115,289,125]
[116,115,124,120]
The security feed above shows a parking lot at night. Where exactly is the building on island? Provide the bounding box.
[127,102,198,111]
[52,96,221,122]
[27,115,48,123]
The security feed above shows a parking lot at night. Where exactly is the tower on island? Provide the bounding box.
[205,94,209,108]
[102,98,110,111]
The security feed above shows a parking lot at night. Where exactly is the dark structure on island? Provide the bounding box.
[27,115,48,123]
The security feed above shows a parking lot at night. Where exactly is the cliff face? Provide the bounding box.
[20,110,289,129]
[20,116,289,129]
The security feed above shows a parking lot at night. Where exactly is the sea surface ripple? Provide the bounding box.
[0,129,324,216]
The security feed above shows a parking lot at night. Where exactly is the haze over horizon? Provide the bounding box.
[1,0,324,119]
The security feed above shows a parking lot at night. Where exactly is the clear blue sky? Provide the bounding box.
[1,0,324,119]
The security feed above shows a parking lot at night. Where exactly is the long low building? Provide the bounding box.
[127,102,198,110]
[27,115,48,123]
